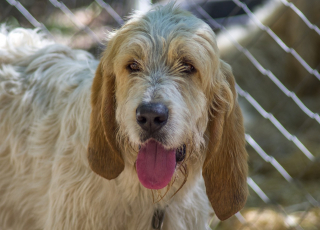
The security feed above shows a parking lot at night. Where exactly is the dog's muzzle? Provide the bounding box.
[135,102,187,190]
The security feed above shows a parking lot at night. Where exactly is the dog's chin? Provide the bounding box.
[135,136,186,190]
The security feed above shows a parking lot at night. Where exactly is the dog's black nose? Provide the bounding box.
[136,103,168,133]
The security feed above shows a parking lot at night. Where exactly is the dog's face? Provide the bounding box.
[113,18,218,149]
[88,4,248,221]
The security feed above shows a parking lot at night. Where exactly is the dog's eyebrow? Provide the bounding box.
[180,57,195,65]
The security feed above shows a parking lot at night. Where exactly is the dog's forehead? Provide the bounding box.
[142,8,198,36]
[118,8,217,66]
[139,9,210,45]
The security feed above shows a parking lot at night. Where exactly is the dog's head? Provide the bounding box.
[87,4,247,220]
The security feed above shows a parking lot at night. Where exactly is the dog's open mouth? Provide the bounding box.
[136,139,186,190]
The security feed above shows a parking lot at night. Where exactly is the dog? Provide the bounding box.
[0,3,248,230]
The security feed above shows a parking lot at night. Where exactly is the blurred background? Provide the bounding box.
[1,0,319,229]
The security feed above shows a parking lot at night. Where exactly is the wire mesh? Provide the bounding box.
[1,0,319,229]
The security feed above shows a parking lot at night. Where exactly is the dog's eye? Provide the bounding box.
[127,62,141,72]
[182,63,196,74]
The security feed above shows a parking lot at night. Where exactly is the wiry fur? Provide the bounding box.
[0,4,247,230]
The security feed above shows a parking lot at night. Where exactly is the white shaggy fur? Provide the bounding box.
[0,4,248,230]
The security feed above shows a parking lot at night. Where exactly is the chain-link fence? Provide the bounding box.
[1,0,319,229]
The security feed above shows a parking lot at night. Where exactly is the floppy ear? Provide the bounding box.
[202,61,248,220]
[87,63,124,180]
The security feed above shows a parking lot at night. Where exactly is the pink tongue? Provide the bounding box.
[136,140,176,190]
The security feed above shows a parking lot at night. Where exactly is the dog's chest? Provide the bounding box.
[107,169,210,230]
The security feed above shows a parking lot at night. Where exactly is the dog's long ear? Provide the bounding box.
[87,63,124,180]
[202,61,248,220]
